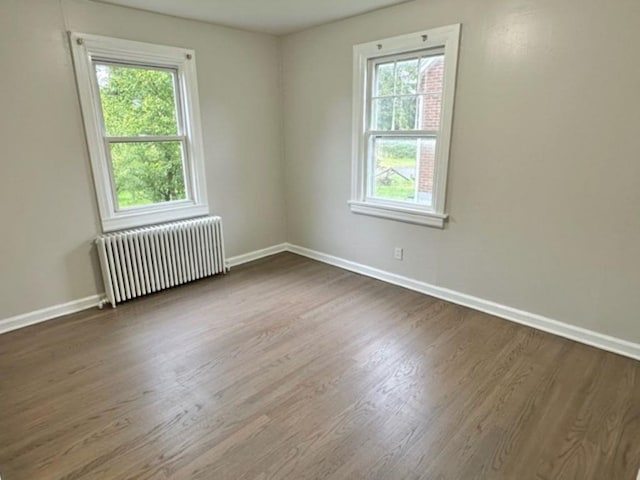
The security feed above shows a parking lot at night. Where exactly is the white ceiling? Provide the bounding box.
[95,0,413,35]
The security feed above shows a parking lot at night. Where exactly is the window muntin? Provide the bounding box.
[70,33,209,232]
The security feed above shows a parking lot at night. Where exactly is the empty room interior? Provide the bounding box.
[1,0,640,478]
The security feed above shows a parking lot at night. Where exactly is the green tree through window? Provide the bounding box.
[96,63,187,208]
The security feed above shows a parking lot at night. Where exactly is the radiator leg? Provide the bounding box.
[97,298,115,310]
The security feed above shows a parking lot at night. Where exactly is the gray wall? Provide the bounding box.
[281,0,640,342]
[0,0,286,319]
[2,0,639,345]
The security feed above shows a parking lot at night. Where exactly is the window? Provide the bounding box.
[350,25,461,228]
[70,33,208,231]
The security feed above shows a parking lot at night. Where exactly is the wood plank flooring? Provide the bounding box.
[0,252,639,480]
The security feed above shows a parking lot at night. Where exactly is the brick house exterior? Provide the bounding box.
[417,57,444,202]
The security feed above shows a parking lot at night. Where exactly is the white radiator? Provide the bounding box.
[96,216,227,307]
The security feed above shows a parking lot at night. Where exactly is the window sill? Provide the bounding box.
[102,203,209,232]
[348,200,448,228]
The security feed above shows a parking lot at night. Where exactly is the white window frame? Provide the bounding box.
[70,33,209,232]
[349,25,461,228]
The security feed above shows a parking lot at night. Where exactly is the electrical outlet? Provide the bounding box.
[394,247,403,260]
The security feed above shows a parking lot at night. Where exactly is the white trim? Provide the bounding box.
[69,32,209,232]
[349,200,447,227]
[350,25,461,227]
[102,205,210,232]
[4,244,638,362]
[286,244,640,362]
[105,135,186,143]
[226,243,289,268]
[0,243,290,336]
[0,295,105,335]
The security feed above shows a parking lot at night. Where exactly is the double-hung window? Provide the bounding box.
[70,33,209,232]
[350,25,461,228]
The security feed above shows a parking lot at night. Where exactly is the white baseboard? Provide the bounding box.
[226,243,289,268]
[286,244,640,362]
[0,243,290,336]
[0,295,105,335]
[3,243,639,363]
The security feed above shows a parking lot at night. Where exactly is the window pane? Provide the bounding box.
[372,96,418,131]
[416,138,436,206]
[371,137,435,207]
[418,55,444,95]
[95,63,179,137]
[374,61,395,97]
[395,58,419,95]
[372,137,416,202]
[417,55,445,130]
[372,98,394,130]
[394,96,418,130]
[110,141,187,209]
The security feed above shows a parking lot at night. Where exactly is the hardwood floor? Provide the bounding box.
[0,252,639,480]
